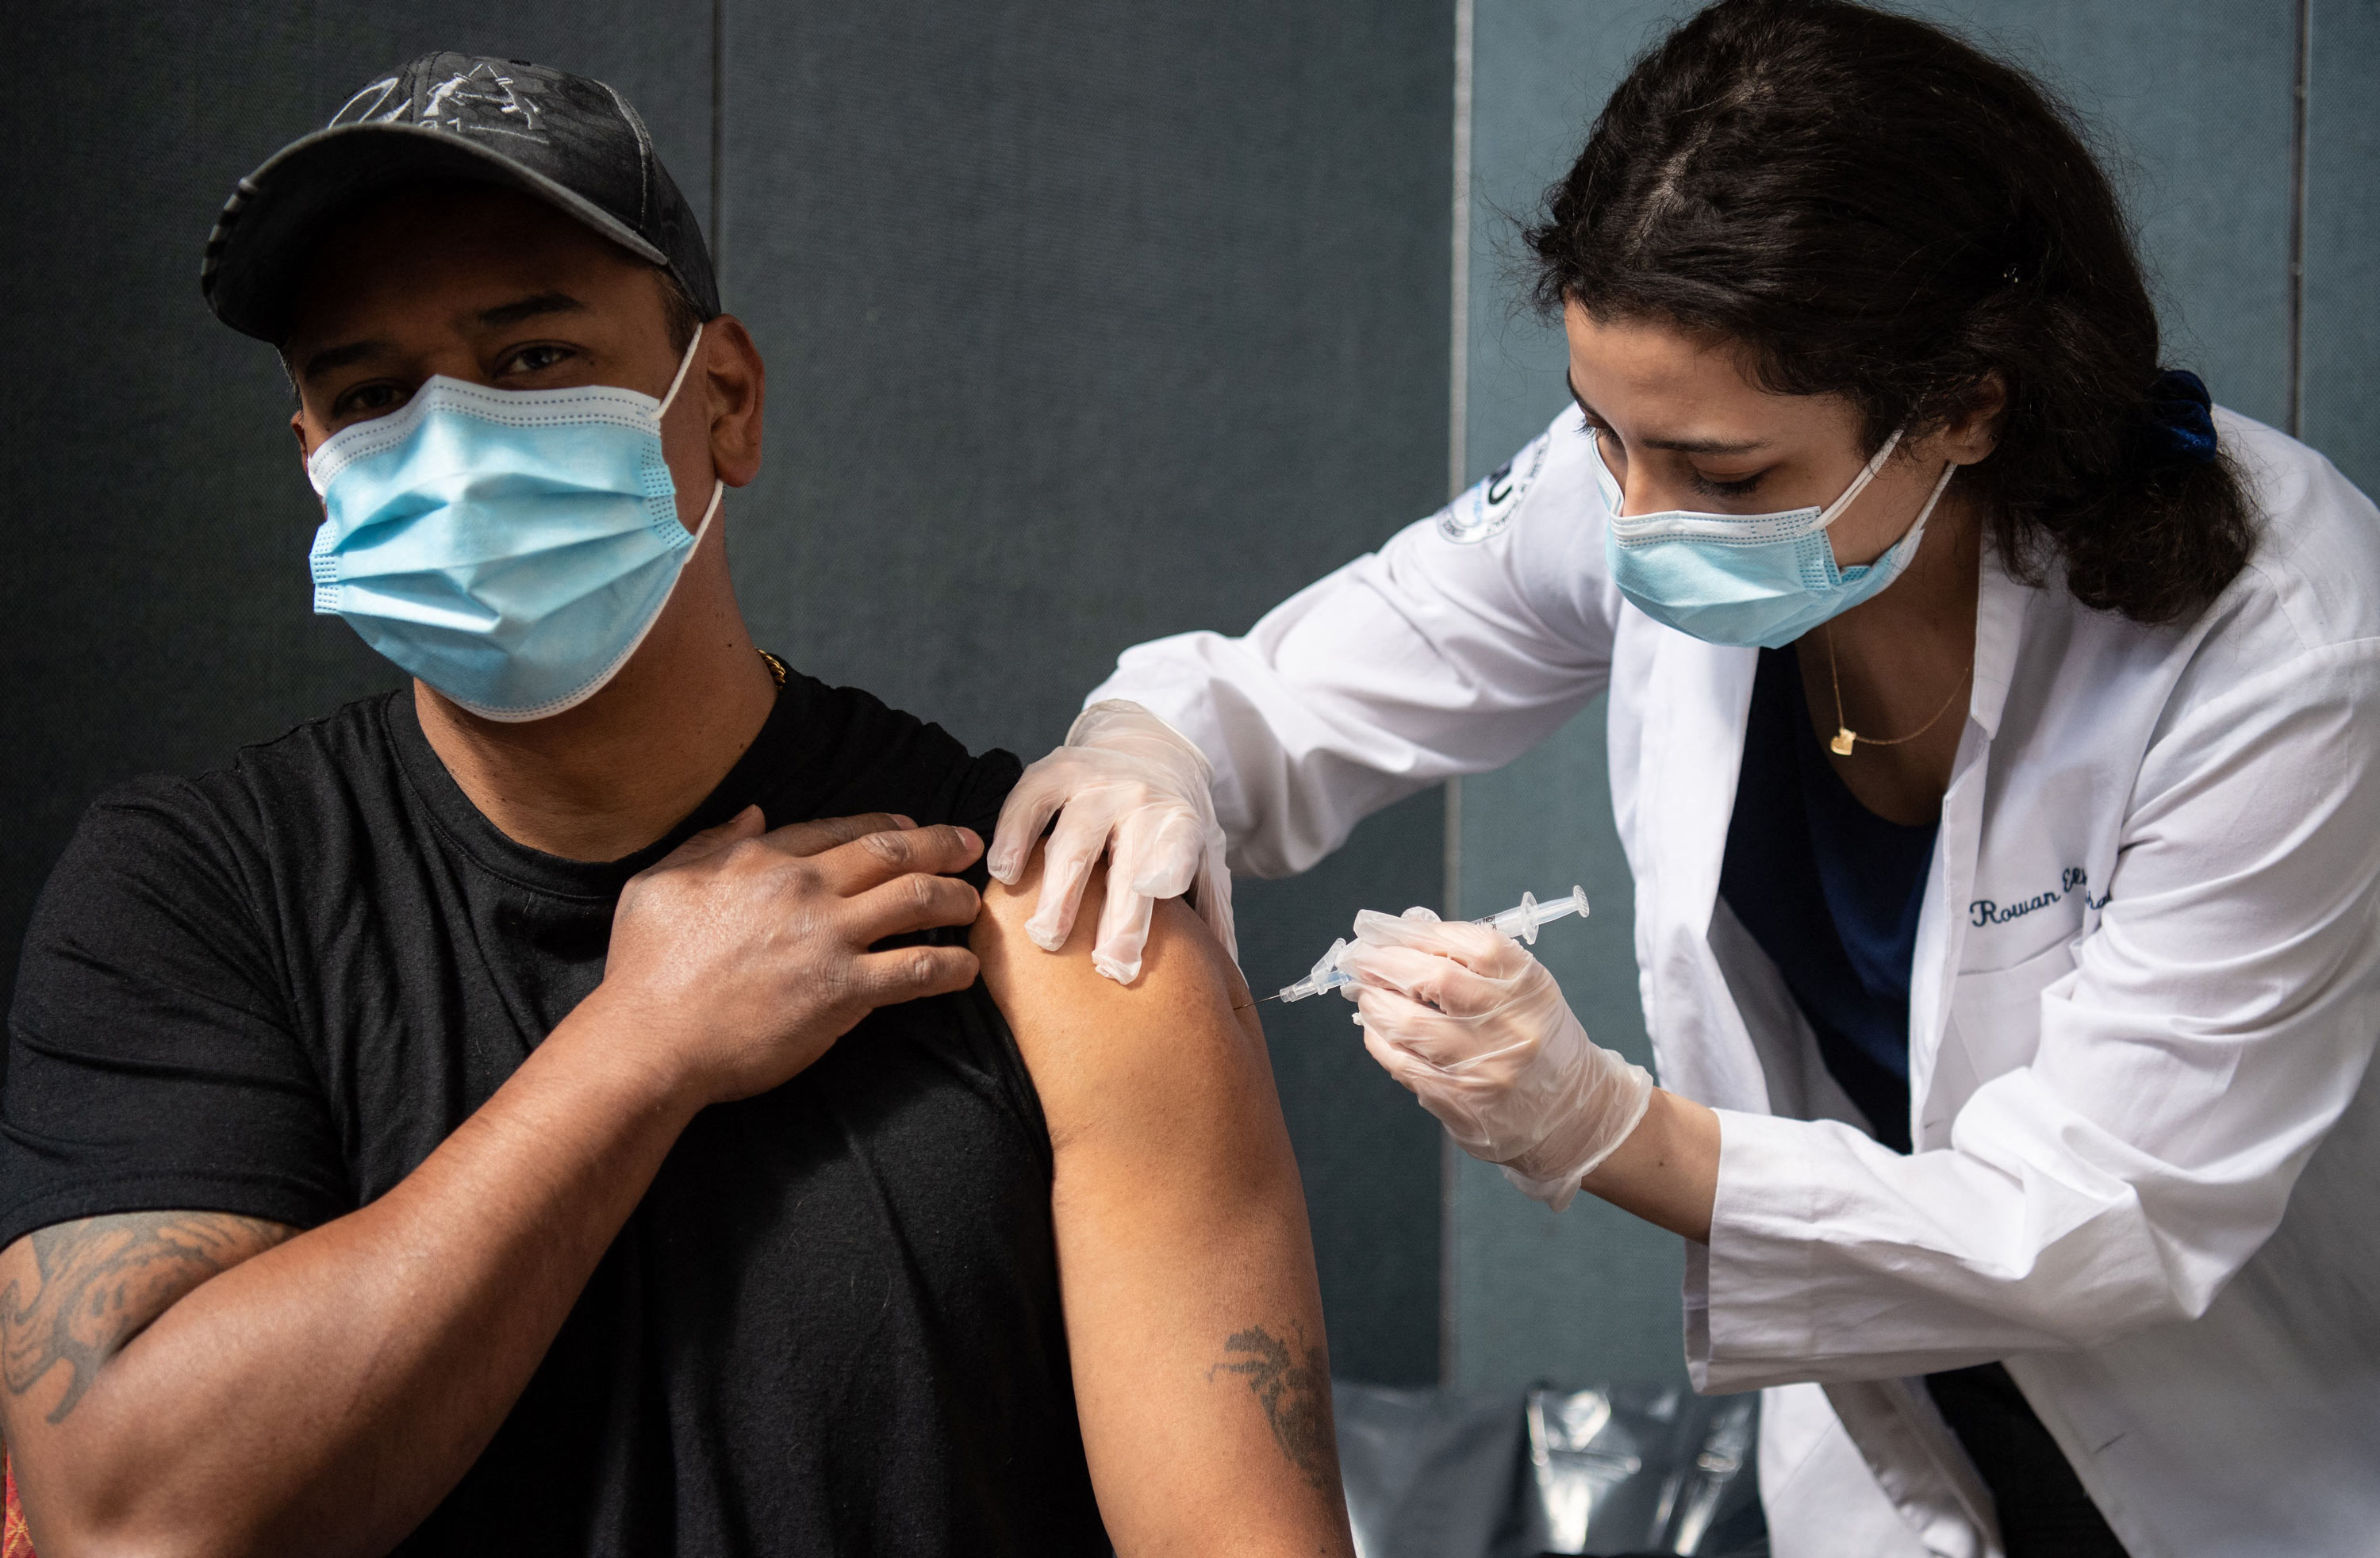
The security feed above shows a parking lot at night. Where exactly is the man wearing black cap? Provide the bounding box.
[0,56,1353,1557]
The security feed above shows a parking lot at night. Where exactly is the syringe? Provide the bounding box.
[1264,885,1589,1003]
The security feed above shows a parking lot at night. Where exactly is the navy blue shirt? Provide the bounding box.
[1716,653,2130,1548]
[1719,647,1937,1153]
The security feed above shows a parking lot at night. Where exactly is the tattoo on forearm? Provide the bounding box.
[1208,1323,1334,1491]
[1,1211,288,1424]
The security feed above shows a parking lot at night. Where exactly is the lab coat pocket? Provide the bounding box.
[1921,938,2079,1149]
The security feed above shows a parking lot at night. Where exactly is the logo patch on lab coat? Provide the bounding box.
[1438,433,1549,543]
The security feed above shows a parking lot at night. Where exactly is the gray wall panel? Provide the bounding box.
[1461,0,1672,483]
[717,2,1454,1383]
[1452,0,1682,1393]
[1452,699,1688,1390]
[1907,0,2299,428]
[2304,0,2380,495]
[0,0,714,1001]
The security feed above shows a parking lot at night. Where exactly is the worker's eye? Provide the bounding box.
[1687,467,1766,500]
[1580,416,1622,466]
[329,380,410,422]
[496,342,577,378]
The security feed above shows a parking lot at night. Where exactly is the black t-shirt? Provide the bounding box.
[2,675,1111,1556]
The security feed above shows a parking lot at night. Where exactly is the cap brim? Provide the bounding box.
[202,122,672,344]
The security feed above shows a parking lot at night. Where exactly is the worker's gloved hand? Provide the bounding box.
[1341,908,1653,1212]
[987,700,1235,985]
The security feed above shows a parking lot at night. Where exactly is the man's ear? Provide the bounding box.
[283,351,319,461]
[287,392,334,516]
[289,407,321,491]
[701,315,766,489]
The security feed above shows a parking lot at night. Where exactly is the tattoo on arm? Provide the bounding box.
[1208,1323,1334,1491]
[1,1211,292,1424]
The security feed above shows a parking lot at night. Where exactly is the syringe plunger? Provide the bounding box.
[1479,885,1589,945]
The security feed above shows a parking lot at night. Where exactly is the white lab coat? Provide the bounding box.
[1089,404,2380,1557]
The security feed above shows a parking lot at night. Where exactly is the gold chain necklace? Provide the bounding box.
[759,650,789,688]
[1823,623,1970,757]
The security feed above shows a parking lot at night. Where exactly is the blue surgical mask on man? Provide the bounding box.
[305,325,721,721]
[1591,424,1956,649]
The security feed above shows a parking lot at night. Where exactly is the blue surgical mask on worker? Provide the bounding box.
[1590,425,1956,649]
[303,326,721,721]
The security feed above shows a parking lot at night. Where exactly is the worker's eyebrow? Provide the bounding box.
[473,290,590,330]
[1565,373,1771,456]
[299,339,393,383]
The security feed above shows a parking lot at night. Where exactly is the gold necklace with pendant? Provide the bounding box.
[1823,622,1971,757]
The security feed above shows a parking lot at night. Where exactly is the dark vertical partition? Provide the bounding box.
[2,1,1453,1384]
[719,2,1453,1382]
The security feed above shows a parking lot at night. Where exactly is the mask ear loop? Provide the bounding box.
[1844,457,1960,597]
[658,322,707,416]
[688,477,724,543]
[656,325,720,542]
[1894,460,1960,552]
[1814,426,1906,530]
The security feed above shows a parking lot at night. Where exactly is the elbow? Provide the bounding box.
[2011,1217,2237,1352]
[31,1519,272,1558]
[2039,1284,2202,1353]
[18,1472,276,1558]
[2065,1271,2229,1352]
[23,1516,185,1558]
[27,1510,209,1558]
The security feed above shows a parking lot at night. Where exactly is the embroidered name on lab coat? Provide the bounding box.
[1971,866,2108,928]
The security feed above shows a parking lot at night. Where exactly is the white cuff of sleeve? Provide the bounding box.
[1699,1108,1823,1394]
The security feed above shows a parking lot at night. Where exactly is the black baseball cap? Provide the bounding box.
[202,53,720,344]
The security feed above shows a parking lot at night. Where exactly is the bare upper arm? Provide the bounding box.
[975,857,1273,1165]
[974,854,1352,1555]
[0,1211,292,1436]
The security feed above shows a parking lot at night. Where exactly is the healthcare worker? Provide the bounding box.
[986,2,2380,1556]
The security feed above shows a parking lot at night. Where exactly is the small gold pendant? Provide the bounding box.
[1830,727,1858,756]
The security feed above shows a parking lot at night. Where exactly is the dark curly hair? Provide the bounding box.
[1527,0,2254,624]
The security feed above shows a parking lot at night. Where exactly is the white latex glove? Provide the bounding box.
[1341,908,1653,1212]
[987,700,1236,985]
